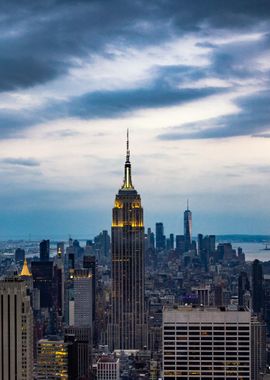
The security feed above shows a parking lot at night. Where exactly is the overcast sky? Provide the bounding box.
[1,0,270,238]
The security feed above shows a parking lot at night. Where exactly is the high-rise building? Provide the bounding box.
[0,277,33,380]
[97,355,120,380]
[238,271,250,307]
[54,245,65,331]
[31,261,54,309]
[65,327,92,379]
[83,255,96,323]
[73,269,92,328]
[175,235,185,255]
[184,202,192,252]
[108,131,146,350]
[39,239,50,262]
[163,305,251,380]
[36,337,70,379]
[251,316,266,380]
[15,247,25,263]
[252,259,263,314]
[156,222,165,252]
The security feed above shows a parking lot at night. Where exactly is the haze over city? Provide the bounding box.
[1,0,270,237]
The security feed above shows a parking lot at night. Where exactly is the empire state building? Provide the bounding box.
[108,131,146,350]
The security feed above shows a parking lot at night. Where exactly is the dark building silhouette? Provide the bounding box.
[108,131,146,350]
[40,239,50,262]
[15,248,25,262]
[252,259,263,314]
[175,235,185,254]
[263,275,270,334]
[94,230,110,259]
[155,222,165,252]
[198,234,216,271]
[31,261,54,309]
[83,255,96,323]
[238,271,250,307]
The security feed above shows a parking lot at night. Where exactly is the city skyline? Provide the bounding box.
[1,1,270,236]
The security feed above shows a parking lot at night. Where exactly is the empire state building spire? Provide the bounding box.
[122,129,134,190]
[108,131,146,350]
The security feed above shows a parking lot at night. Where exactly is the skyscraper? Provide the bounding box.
[0,278,33,380]
[252,259,263,314]
[163,305,251,379]
[156,222,165,252]
[39,239,50,262]
[108,131,146,350]
[184,201,192,252]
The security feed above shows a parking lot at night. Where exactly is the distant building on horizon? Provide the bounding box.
[39,239,50,262]
[184,201,192,252]
[156,222,166,252]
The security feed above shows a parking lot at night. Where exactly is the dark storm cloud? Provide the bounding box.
[62,82,223,119]
[0,0,269,139]
[0,66,226,137]
[159,90,270,140]
[1,0,269,91]
[1,157,40,167]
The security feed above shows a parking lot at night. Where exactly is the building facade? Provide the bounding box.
[0,278,33,380]
[97,355,120,380]
[163,306,251,380]
[108,131,146,350]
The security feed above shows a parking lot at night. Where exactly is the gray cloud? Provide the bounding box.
[1,157,40,167]
[0,0,269,91]
[0,0,269,140]
[159,89,270,140]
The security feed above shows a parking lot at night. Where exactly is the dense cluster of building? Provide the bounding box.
[0,135,270,379]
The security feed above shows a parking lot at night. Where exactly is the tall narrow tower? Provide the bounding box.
[184,200,192,252]
[108,131,146,350]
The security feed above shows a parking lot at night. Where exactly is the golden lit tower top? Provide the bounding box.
[20,258,32,277]
[121,129,134,190]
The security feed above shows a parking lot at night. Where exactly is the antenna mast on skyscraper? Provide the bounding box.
[126,128,130,163]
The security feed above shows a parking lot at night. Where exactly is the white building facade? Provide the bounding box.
[163,306,251,380]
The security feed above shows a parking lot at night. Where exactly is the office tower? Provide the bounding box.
[73,269,92,328]
[252,259,263,314]
[175,235,185,254]
[167,233,174,250]
[0,278,33,380]
[156,222,165,251]
[238,272,250,307]
[15,247,25,262]
[263,275,270,334]
[97,355,120,380]
[108,131,146,350]
[83,255,96,323]
[163,305,251,379]
[146,227,155,250]
[65,327,92,379]
[31,261,54,308]
[94,230,111,258]
[54,246,65,329]
[184,202,192,252]
[66,239,83,270]
[39,239,50,261]
[36,338,69,379]
[251,317,266,380]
